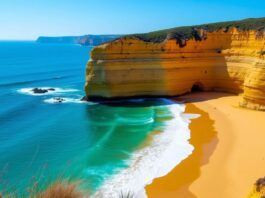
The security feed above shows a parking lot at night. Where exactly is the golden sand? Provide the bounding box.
[146,92,265,198]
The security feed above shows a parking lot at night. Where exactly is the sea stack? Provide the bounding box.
[85,18,265,111]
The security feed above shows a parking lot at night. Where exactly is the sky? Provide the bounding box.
[0,0,265,40]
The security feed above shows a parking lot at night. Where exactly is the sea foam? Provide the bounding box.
[92,100,197,198]
[44,97,94,104]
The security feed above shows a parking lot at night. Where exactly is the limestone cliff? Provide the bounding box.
[85,18,265,110]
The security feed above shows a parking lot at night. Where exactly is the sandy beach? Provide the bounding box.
[146,92,265,198]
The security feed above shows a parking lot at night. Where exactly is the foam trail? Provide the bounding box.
[92,101,195,198]
[44,97,95,105]
[17,87,78,96]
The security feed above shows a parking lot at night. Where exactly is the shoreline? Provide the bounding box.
[146,98,218,197]
[146,92,265,198]
[92,100,194,198]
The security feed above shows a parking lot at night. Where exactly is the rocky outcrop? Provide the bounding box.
[85,20,265,110]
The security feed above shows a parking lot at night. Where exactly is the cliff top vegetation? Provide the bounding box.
[124,17,265,43]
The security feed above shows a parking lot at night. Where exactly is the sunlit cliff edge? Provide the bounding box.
[85,18,265,111]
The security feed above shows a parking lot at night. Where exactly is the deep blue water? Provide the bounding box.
[0,41,170,195]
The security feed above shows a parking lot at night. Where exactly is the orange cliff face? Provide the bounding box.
[85,28,265,110]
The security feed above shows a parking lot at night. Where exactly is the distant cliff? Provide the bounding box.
[36,35,121,46]
[85,17,265,111]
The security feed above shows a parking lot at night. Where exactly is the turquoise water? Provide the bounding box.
[0,41,175,195]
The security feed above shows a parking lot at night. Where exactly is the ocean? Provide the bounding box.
[0,41,193,197]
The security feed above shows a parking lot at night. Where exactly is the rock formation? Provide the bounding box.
[85,18,265,110]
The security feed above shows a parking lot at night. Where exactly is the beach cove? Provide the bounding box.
[147,92,265,198]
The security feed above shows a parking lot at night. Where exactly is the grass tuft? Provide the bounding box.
[1,181,85,198]
[36,181,83,198]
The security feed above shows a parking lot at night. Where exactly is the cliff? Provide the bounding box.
[36,35,120,46]
[85,18,265,110]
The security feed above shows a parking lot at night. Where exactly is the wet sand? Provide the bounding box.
[146,92,265,198]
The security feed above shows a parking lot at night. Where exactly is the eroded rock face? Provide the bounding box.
[85,28,265,110]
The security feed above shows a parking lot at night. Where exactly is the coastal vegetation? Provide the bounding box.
[33,182,83,198]
[248,177,265,198]
[125,17,265,43]
[0,182,137,198]
[0,181,83,198]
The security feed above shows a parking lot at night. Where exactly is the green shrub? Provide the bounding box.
[124,17,265,44]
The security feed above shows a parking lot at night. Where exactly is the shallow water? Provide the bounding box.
[0,42,193,196]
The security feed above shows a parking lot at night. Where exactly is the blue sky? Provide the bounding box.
[0,0,265,40]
